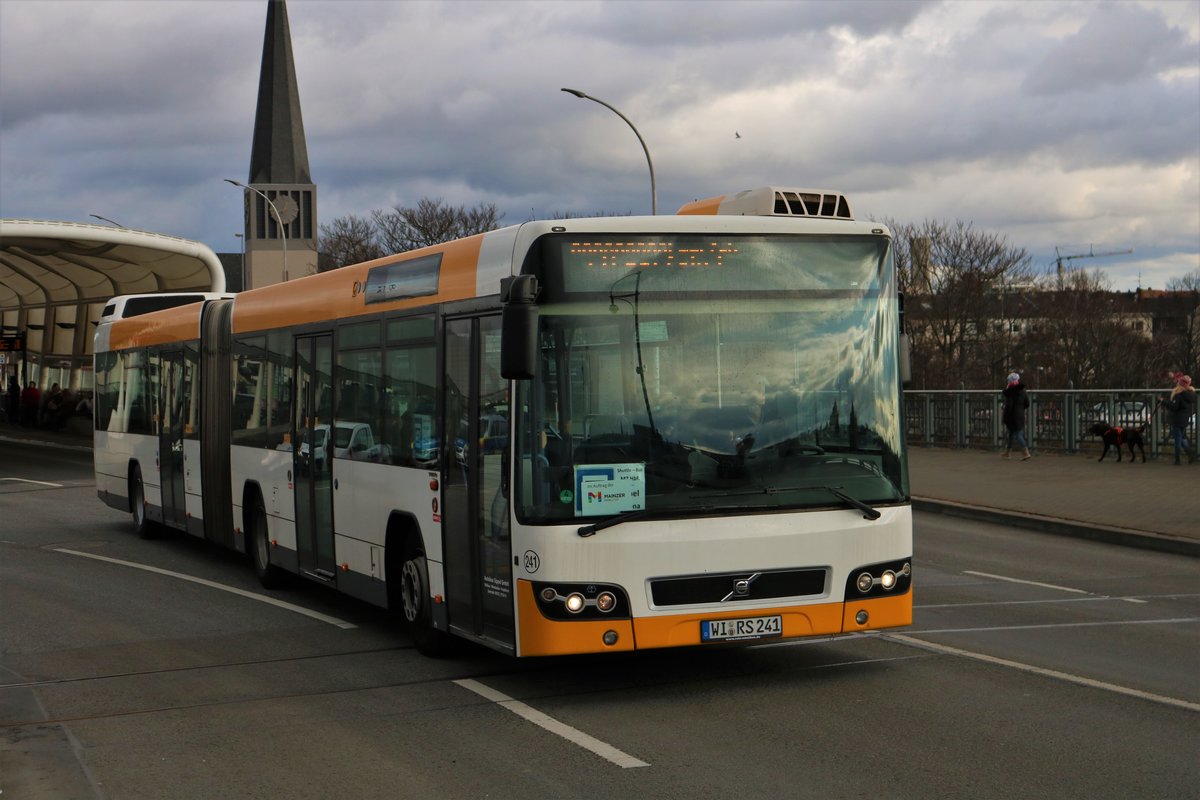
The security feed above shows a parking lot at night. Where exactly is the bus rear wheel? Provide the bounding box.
[249,498,287,589]
[398,553,451,657]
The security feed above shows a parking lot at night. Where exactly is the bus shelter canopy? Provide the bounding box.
[0,219,226,388]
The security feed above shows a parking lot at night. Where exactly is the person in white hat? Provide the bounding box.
[1001,372,1031,460]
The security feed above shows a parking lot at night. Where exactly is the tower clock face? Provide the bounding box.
[272,195,299,224]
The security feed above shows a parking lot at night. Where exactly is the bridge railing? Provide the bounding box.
[904,388,1196,458]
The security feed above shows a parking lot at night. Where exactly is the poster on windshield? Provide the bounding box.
[574,463,645,517]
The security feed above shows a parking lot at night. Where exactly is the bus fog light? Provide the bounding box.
[880,570,897,590]
[603,630,619,646]
[902,562,912,576]
[565,593,586,614]
[540,587,558,602]
[856,572,874,593]
[855,610,869,625]
[596,591,616,612]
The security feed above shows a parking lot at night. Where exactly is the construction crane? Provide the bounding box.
[1054,245,1133,290]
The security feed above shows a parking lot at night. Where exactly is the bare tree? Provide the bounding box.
[1033,269,1151,388]
[373,198,503,253]
[1162,269,1200,379]
[317,214,384,271]
[886,219,1034,388]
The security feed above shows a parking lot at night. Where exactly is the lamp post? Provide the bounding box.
[561,87,656,215]
[234,233,245,293]
[224,178,288,284]
[89,214,124,228]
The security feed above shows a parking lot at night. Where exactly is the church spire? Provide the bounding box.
[240,0,318,289]
[248,0,311,185]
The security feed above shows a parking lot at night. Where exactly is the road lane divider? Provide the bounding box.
[454,678,649,768]
[1,477,64,487]
[886,632,1200,713]
[964,569,1149,603]
[53,548,357,629]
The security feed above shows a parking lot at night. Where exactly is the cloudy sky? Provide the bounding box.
[2,0,1197,291]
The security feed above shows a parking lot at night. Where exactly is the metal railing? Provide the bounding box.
[904,388,1197,459]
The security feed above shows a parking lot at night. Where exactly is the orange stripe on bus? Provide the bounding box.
[231,235,486,335]
[517,580,912,655]
[107,302,204,350]
[675,195,726,216]
[516,581,636,657]
[632,601,848,649]
[842,591,913,632]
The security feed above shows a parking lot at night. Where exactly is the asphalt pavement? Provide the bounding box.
[2,419,1196,555]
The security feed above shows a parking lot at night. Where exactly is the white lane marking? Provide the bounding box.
[454,678,649,769]
[53,548,357,629]
[1,477,64,487]
[917,596,1153,610]
[887,633,1200,713]
[964,570,1148,604]
[910,617,1198,635]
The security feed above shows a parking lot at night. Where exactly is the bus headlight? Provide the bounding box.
[845,558,912,600]
[596,591,616,613]
[531,582,631,620]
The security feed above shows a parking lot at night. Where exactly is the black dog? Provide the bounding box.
[1089,422,1146,463]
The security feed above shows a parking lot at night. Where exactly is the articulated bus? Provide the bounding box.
[94,186,913,657]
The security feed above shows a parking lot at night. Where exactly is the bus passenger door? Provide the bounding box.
[443,315,515,651]
[158,350,187,529]
[293,334,336,579]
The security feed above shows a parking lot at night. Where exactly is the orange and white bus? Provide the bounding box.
[94,187,913,656]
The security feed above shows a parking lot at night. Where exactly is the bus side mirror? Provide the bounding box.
[899,332,912,387]
[501,275,539,379]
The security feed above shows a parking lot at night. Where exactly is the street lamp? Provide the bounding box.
[89,214,124,228]
[234,233,245,293]
[224,178,288,284]
[561,87,656,215]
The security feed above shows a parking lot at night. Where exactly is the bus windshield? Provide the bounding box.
[515,233,908,525]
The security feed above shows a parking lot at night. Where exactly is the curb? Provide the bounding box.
[913,497,1200,558]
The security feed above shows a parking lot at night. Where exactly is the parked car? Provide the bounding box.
[331,421,391,463]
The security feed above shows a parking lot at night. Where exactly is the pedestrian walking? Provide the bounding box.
[1161,373,1196,465]
[1001,371,1031,460]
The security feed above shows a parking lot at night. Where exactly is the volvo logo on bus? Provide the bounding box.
[720,572,762,601]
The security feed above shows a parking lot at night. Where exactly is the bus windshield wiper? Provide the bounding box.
[577,508,657,537]
[699,484,883,520]
[814,485,882,520]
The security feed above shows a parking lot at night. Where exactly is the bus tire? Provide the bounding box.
[398,550,452,657]
[129,464,155,539]
[249,496,287,590]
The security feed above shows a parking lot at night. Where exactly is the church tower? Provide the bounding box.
[241,0,317,290]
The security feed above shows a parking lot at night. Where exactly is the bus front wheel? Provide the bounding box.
[398,553,451,657]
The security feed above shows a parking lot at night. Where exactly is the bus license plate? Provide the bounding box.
[701,615,783,642]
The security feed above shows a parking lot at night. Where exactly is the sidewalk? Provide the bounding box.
[2,420,1195,555]
[908,446,1199,555]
